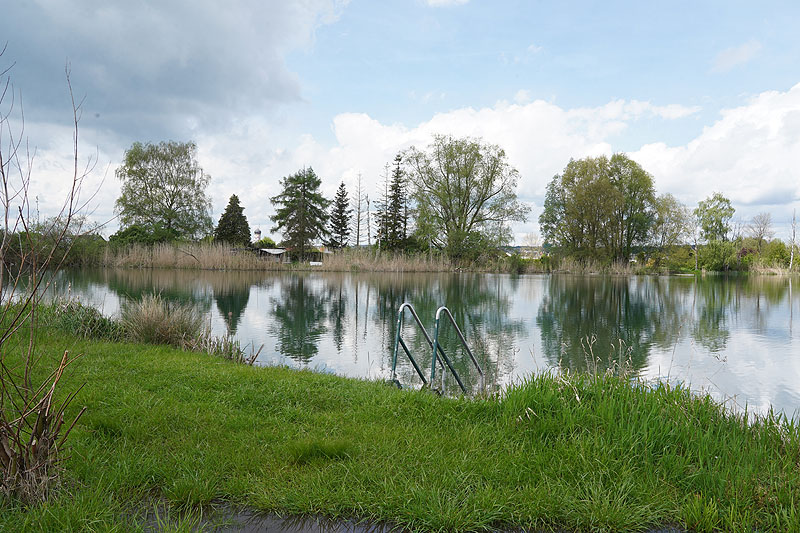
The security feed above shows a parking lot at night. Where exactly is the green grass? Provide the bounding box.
[2,326,799,532]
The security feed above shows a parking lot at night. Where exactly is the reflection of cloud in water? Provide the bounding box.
[43,268,800,416]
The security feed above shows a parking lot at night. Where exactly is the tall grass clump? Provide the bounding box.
[119,294,259,363]
[120,294,204,348]
[40,299,124,341]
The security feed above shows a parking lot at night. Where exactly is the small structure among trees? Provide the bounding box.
[214,194,251,246]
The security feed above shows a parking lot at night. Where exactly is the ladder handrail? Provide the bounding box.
[432,306,484,377]
[431,306,484,391]
[392,303,482,394]
[391,303,434,386]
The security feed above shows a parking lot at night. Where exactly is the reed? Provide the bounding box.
[119,293,205,348]
[103,243,457,272]
[104,242,280,270]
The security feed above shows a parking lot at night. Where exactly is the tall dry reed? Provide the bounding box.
[104,243,457,272]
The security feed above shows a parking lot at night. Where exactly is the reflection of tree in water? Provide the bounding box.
[96,268,214,314]
[322,274,349,352]
[369,273,525,392]
[210,273,255,334]
[691,277,735,354]
[537,276,691,371]
[270,276,327,364]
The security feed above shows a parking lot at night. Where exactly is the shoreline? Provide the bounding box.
[3,329,799,531]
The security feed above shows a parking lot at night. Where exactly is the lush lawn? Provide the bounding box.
[3,328,799,532]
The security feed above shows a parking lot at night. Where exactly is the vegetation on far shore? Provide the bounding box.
[1,315,799,532]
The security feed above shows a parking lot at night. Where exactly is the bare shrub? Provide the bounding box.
[1,54,94,503]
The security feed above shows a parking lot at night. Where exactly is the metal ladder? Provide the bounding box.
[390,303,484,393]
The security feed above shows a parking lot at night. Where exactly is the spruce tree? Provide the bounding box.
[327,182,352,249]
[270,167,330,260]
[214,194,251,245]
[386,154,407,249]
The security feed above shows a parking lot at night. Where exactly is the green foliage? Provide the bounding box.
[2,216,108,267]
[404,135,529,259]
[540,154,655,262]
[214,194,251,246]
[41,300,125,341]
[650,193,691,265]
[375,154,409,251]
[108,223,179,247]
[252,236,277,249]
[506,253,533,274]
[698,240,738,271]
[115,141,213,240]
[270,167,331,260]
[326,182,352,249]
[694,192,735,242]
[763,239,790,267]
[444,230,498,261]
[665,245,695,271]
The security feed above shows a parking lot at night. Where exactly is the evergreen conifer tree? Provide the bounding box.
[214,194,251,245]
[270,167,330,260]
[327,182,352,249]
[386,154,407,249]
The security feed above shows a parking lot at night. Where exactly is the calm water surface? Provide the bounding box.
[52,269,800,416]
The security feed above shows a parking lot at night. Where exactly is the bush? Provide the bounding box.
[252,236,277,249]
[120,294,204,348]
[699,240,738,271]
[109,223,179,248]
[42,299,124,341]
[763,239,790,267]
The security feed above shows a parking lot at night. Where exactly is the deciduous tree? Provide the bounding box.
[747,212,774,252]
[539,154,655,262]
[694,192,735,242]
[115,141,213,240]
[403,135,529,259]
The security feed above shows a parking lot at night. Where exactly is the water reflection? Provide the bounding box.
[270,276,328,364]
[30,268,800,415]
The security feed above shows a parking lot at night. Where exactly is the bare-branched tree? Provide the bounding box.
[747,212,775,252]
[1,52,94,504]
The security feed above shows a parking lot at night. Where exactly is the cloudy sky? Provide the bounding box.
[2,0,800,242]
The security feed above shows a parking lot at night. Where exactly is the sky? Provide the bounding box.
[2,0,800,242]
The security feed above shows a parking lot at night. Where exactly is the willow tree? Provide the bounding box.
[115,140,213,240]
[403,135,529,259]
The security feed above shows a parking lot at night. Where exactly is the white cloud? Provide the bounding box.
[20,77,800,244]
[632,83,800,214]
[712,39,762,73]
[513,90,532,104]
[211,86,799,243]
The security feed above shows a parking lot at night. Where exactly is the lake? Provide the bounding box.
[47,268,799,417]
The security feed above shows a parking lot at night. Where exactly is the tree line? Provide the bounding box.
[540,154,797,271]
[15,136,796,271]
[109,135,531,262]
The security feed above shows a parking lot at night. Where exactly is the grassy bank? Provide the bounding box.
[2,326,799,532]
